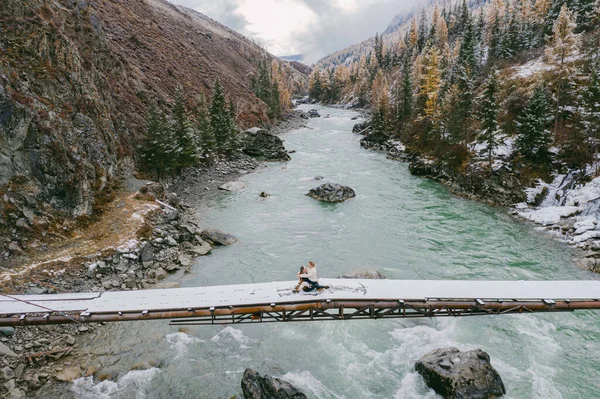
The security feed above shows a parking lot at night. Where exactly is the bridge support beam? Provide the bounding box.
[1,299,599,327]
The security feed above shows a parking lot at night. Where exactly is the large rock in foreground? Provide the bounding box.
[306,183,356,203]
[241,369,306,399]
[243,128,291,161]
[415,348,505,399]
[200,229,237,246]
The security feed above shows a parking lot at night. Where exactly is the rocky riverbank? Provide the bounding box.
[0,112,303,396]
[354,119,600,274]
[0,157,255,397]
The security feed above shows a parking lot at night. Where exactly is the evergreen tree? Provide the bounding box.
[396,54,413,131]
[226,99,242,155]
[516,84,554,163]
[454,65,475,145]
[374,33,384,66]
[439,83,463,144]
[477,71,502,171]
[140,104,176,176]
[580,60,600,163]
[171,88,198,169]
[195,93,216,160]
[253,59,283,119]
[211,78,235,155]
[417,9,428,51]
[458,10,477,75]
[309,67,323,100]
[546,4,580,135]
[253,60,271,103]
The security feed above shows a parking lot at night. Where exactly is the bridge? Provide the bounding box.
[1,279,600,327]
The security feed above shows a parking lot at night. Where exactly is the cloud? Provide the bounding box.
[167,0,426,64]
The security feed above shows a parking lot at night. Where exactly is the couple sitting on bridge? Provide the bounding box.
[293,261,329,293]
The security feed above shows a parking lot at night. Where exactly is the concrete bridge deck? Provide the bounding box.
[1,279,600,326]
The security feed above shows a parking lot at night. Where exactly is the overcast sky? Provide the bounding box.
[167,0,426,64]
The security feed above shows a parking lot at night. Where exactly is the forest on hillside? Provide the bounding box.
[139,58,297,177]
[313,0,600,185]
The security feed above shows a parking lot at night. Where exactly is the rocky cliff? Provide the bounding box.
[0,0,306,248]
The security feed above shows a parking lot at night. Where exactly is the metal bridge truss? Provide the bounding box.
[169,299,600,326]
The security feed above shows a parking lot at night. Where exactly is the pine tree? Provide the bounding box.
[253,59,271,103]
[374,33,384,66]
[488,13,502,62]
[171,88,198,170]
[546,4,580,136]
[439,83,463,144]
[580,60,600,164]
[477,71,502,171]
[226,99,242,155]
[516,84,554,163]
[417,9,428,51]
[458,10,477,75]
[195,93,216,160]
[454,64,474,145]
[309,67,323,100]
[140,104,176,177]
[396,54,413,131]
[211,78,233,155]
[355,54,370,105]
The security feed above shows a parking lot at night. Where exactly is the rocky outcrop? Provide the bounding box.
[408,158,442,178]
[241,369,306,399]
[415,348,506,399]
[352,121,371,134]
[406,158,525,206]
[0,0,307,247]
[200,229,237,245]
[308,109,320,118]
[360,131,393,151]
[242,129,291,161]
[306,183,356,203]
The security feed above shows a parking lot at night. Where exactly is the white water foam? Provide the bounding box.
[394,372,438,399]
[165,332,204,360]
[529,365,562,399]
[280,370,346,399]
[71,367,161,399]
[210,326,254,349]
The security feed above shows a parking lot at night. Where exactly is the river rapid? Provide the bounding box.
[39,105,600,398]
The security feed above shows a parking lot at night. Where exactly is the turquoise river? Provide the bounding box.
[38,105,600,398]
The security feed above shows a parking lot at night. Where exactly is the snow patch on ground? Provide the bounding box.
[518,206,580,226]
[511,55,582,79]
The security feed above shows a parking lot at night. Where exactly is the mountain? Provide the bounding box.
[279,54,304,62]
[0,0,307,228]
[311,0,600,207]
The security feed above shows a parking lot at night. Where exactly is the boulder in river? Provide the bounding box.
[352,121,370,134]
[219,181,246,192]
[308,109,320,118]
[307,183,356,203]
[200,229,237,246]
[241,368,307,399]
[242,129,291,161]
[415,347,506,399]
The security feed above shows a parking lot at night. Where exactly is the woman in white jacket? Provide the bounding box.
[294,261,319,292]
